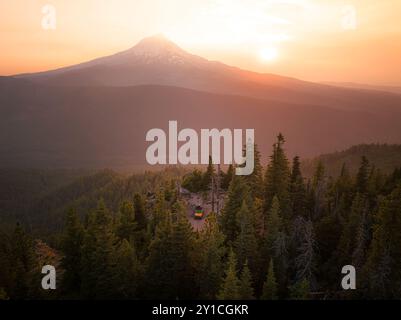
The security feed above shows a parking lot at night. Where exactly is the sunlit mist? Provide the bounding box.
[1,0,401,84]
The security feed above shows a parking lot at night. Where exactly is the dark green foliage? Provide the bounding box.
[221,164,234,190]
[203,156,215,191]
[356,156,370,194]
[2,168,183,233]
[133,193,147,230]
[114,239,140,298]
[293,217,316,288]
[290,156,307,218]
[311,160,326,219]
[80,200,117,299]
[198,213,225,299]
[2,137,401,300]
[366,185,401,298]
[145,202,197,299]
[60,208,84,296]
[235,201,259,277]
[7,225,37,299]
[333,193,369,280]
[144,210,174,299]
[168,204,197,298]
[261,260,278,300]
[12,224,39,299]
[264,196,282,259]
[116,201,137,242]
[219,175,251,244]
[182,169,205,193]
[217,249,240,300]
[263,133,291,220]
[245,144,264,200]
[239,261,255,299]
[301,144,401,178]
[0,232,12,299]
[289,278,310,300]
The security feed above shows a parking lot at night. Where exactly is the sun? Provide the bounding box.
[259,47,279,62]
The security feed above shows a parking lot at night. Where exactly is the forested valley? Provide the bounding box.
[1,136,401,300]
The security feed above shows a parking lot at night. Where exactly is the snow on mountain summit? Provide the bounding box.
[129,34,187,56]
[110,34,196,66]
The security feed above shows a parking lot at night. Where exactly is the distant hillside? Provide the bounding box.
[2,80,401,169]
[0,167,186,233]
[2,35,401,169]
[323,82,401,95]
[0,168,90,227]
[302,144,401,177]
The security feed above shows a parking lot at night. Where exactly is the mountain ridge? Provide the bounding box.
[302,143,401,177]
[1,35,401,169]
[1,80,401,168]
[12,35,401,116]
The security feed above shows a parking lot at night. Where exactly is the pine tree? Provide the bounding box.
[81,200,117,299]
[133,193,149,258]
[150,189,167,234]
[263,133,291,219]
[367,166,384,202]
[239,261,255,299]
[133,193,147,230]
[312,160,325,189]
[245,144,264,200]
[253,197,265,239]
[263,197,289,295]
[235,200,259,276]
[0,232,12,300]
[294,218,316,287]
[265,196,282,257]
[356,156,370,194]
[327,163,353,219]
[182,169,205,193]
[313,213,342,287]
[164,179,177,202]
[366,185,401,298]
[147,199,197,299]
[218,249,240,300]
[116,201,137,242]
[336,193,367,268]
[290,156,307,218]
[198,212,225,299]
[312,160,326,219]
[11,224,37,299]
[114,239,140,298]
[203,155,215,191]
[352,204,369,269]
[0,287,8,300]
[144,210,174,299]
[291,156,302,184]
[261,260,278,300]
[272,230,288,295]
[169,206,197,299]
[61,208,84,296]
[219,175,251,244]
[221,164,234,190]
[80,213,97,298]
[289,278,310,300]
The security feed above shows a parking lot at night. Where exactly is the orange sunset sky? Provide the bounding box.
[1,0,401,85]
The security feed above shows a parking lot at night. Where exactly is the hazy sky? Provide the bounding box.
[1,0,401,85]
